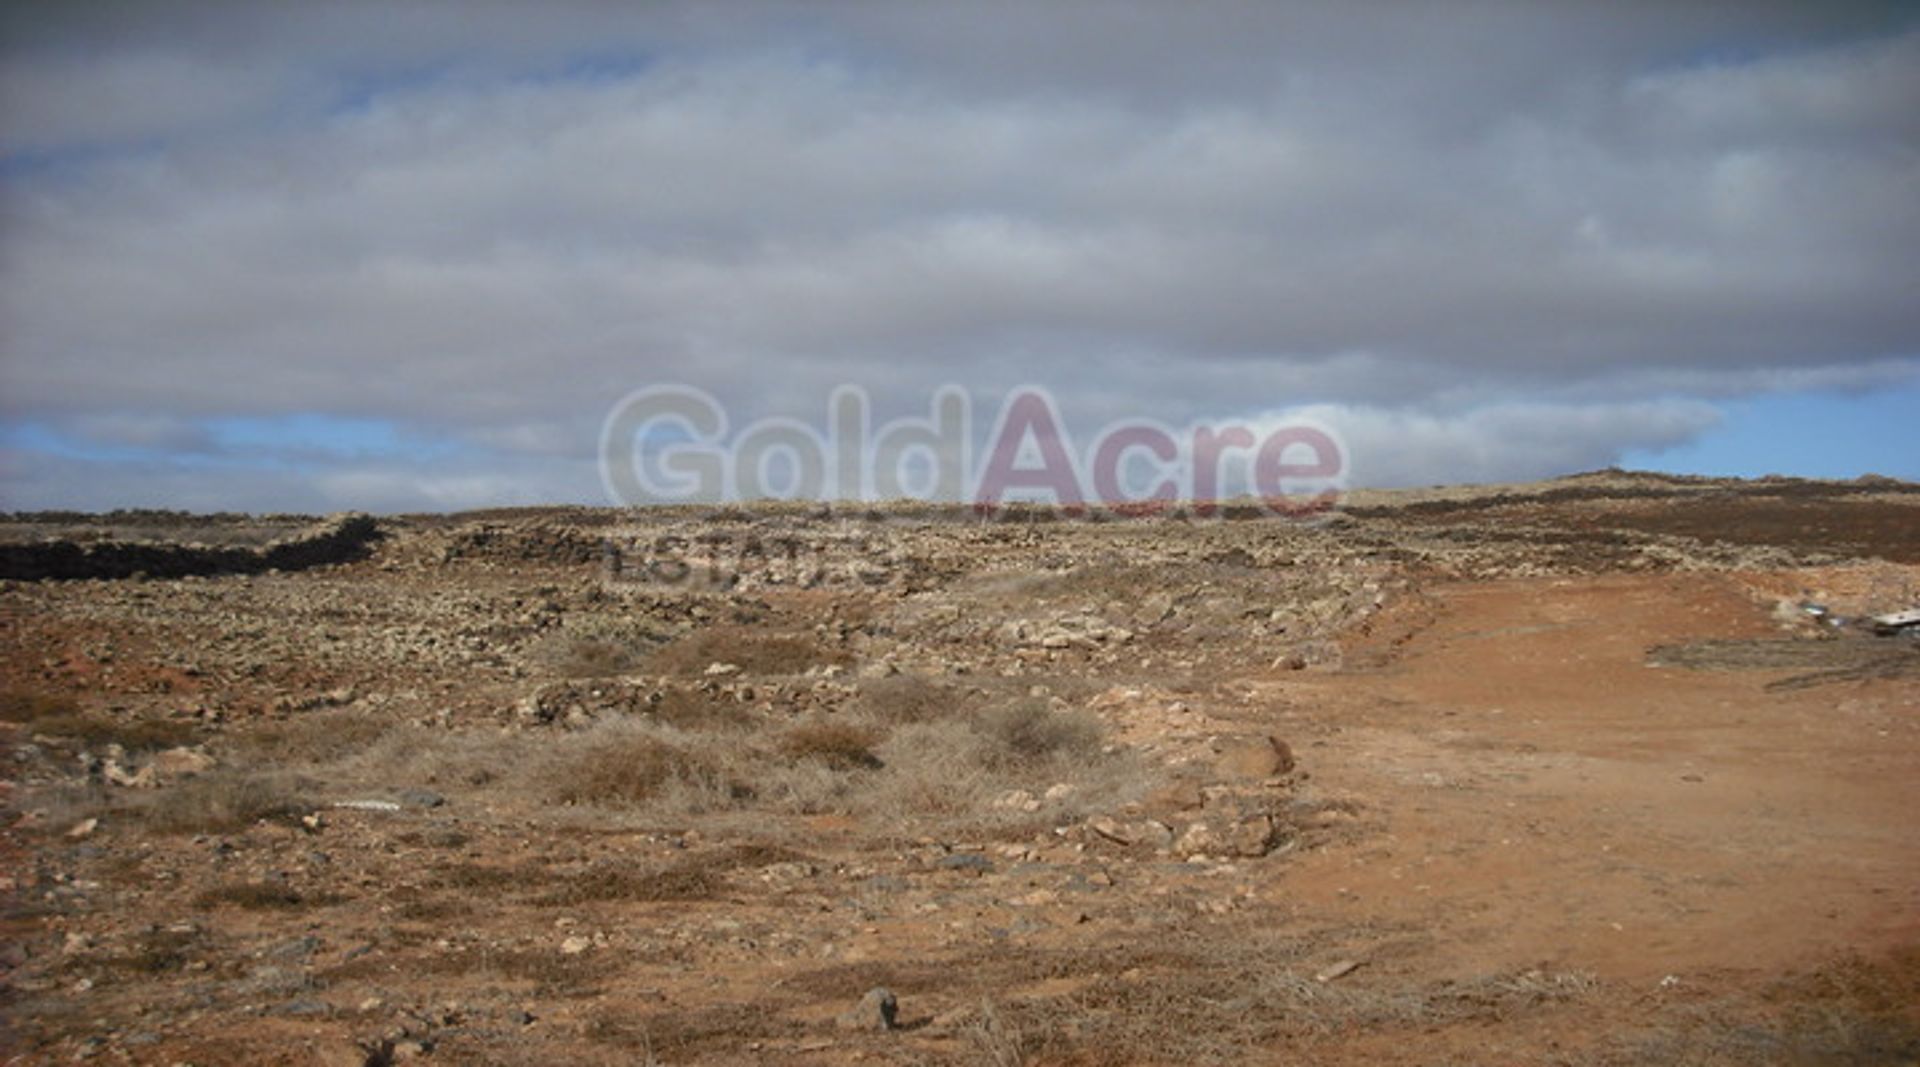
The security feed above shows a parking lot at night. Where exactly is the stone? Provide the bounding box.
[836,986,899,1031]
[397,789,445,809]
[1315,959,1363,983]
[1174,821,1226,859]
[1227,815,1281,857]
[559,936,592,955]
[151,746,215,780]
[1137,820,1175,850]
[1215,735,1295,780]
[332,799,402,813]
[66,817,99,840]
[937,853,992,873]
[991,789,1040,813]
[1144,780,1205,812]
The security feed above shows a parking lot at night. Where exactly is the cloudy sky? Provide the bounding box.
[2,1,1916,512]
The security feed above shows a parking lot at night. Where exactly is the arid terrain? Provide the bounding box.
[2,471,1917,1066]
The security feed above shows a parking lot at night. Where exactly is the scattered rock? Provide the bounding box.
[274,998,333,1018]
[991,789,1040,812]
[397,789,446,809]
[1215,735,1295,779]
[332,800,403,813]
[1315,959,1364,983]
[836,987,898,1031]
[151,746,216,780]
[1174,821,1226,859]
[1227,815,1283,857]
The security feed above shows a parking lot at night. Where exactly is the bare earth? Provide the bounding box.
[3,472,1917,1065]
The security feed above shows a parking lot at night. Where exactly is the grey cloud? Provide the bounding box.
[1,3,1915,509]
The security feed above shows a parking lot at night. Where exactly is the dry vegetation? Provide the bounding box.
[3,473,1917,1065]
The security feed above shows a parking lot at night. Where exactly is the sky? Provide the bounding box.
[1,1,1916,513]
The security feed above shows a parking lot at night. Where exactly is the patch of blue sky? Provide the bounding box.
[2,414,465,469]
[1624,379,1920,481]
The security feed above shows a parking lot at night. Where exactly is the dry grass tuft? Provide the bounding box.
[37,714,199,753]
[107,927,207,975]
[232,709,391,763]
[428,862,533,891]
[970,700,1103,769]
[0,688,83,724]
[779,720,884,770]
[545,726,744,808]
[646,688,754,732]
[849,673,969,724]
[193,881,328,910]
[646,626,850,676]
[141,771,310,833]
[536,844,807,906]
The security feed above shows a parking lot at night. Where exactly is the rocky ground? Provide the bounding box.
[2,471,1917,1065]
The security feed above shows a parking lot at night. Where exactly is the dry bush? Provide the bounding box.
[108,927,205,975]
[966,1000,1031,1067]
[971,700,1104,769]
[0,689,81,724]
[646,688,754,732]
[193,881,329,910]
[340,725,525,791]
[1591,950,1920,1067]
[428,862,532,891]
[141,771,310,833]
[528,632,645,678]
[586,1003,802,1059]
[779,720,884,770]
[645,626,850,676]
[4,688,198,753]
[534,845,804,906]
[536,860,724,906]
[231,709,391,764]
[849,673,970,724]
[858,709,1152,836]
[476,947,619,995]
[544,724,744,808]
[1008,935,1598,1065]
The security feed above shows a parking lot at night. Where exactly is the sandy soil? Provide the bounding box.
[3,474,1917,1065]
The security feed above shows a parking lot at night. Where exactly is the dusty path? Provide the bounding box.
[1271,572,1918,999]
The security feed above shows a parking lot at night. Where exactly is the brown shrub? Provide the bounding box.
[233,709,390,764]
[529,633,646,678]
[14,700,198,753]
[142,771,310,833]
[109,927,204,975]
[193,882,329,910]
[0,689,81,724]
[849,673,968,724]
[546,730,742,808]
[536,845,803,906]
[972,700,1104,769]
[428,862,532,891]
[647,688,754,732]
[779,720,884,771]
[646,626,850,676]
